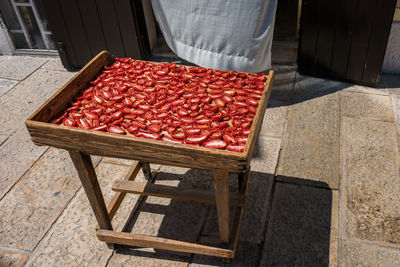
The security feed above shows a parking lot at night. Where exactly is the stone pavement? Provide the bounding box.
[0,55,399,266]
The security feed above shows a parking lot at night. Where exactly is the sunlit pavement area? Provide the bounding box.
[0,55,399,266]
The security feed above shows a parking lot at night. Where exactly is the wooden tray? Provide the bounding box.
[25,51,274,173]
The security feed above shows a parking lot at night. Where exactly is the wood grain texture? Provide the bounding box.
[141,162,152,180]
[96,230,234,258]
[95,0,125,56]
[107,161,142,220]
[28,51,114,123]
[362,0,397,84]
[26,51,274,172]
[244,70,274,164]
[112,180,246,207]
[298,0,396,86]
[228,167,251,253]
[77,0,108,55]
[58,0,92,64]
[213,170,230,243]
[68,150,112,231]
[26,123,246,172]
[41,0,78,67]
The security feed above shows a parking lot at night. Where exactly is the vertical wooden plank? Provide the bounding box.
[95,0,125,56]
[297,0,319,74]
[58,0,93,66]
[107,162,142,220]
[213,170,230,244]
[68,150,113,231]
[41,0,78,68]
[77,0,108,55]
[237,167,250,193]
[113,0,143,59]
[315,0,337,76]
[330,0,358,78]
[140,162,152,180]
[362,0,397,85]
[346,0,377,82]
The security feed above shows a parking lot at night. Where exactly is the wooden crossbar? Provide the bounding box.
[112,180,246,207]
[96,230,234,258]
[94,161,251,259]
[95,161,142,231]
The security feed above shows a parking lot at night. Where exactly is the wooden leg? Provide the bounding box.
[68,150,114,247]
[213,170,230,244]
[238,167,250,193]
[141,162,152,180]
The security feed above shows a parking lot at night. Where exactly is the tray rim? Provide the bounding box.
[25,51,274,169]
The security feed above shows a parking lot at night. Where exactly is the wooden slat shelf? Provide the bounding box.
[112,180,246,207]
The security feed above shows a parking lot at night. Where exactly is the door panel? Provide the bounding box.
[42,0,149,70]
[298,0,397,86]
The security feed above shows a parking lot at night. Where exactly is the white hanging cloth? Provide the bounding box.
[151,0,278,73]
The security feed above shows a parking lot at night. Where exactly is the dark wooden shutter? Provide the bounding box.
[298,0,397,86]
[42,0,149,70]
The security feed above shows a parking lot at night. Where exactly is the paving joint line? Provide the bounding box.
[257,70,297,266]
[104,248,116,266]
[0,146,50,202]
[342,89,390,96]
[0,58,50,99]
[342,238,400,251]
[0,245,31,254]
[27,156,102,255]
[337,90,344,267]
[26,186,84,263]
[0,136,10,147]
[389,93,400,155]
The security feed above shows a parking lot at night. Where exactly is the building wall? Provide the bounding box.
[382,0,400,74]
[0,16,13,55]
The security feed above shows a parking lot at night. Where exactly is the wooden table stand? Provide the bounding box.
[69,149,251,258]
[25,51,274,259]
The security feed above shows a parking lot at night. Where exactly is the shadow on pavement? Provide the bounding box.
[111,168,333,266]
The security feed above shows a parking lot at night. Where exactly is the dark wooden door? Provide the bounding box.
[42,0,149,70]
[298,0,397,86]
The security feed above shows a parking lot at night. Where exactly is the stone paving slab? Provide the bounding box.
[251,136,281,174]
[0,78,18,97]
[391,94,400,152]
[108,247,189,267]
[0,129,48,199]
[189,238,260,267]
[25,162,141,266]
[294,74,349,99]
[0,134,8,146]
[341,91,394,122]
[269,65,296,103]
[342,84,389,95]
[339,240,400,267]
[200,172,274,244]
[341,117,400,246]
[41,58,68,72]
[0,68,75,135]
[381,74,400,95]
[0,55,48,81]
[277,78,340,188]
[129,167,208,244]
[260,182,338,266]
[260,101,288,137]
[0,249,28,267]
[0,148,81,251]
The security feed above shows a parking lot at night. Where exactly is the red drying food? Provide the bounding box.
[52,57,267,152]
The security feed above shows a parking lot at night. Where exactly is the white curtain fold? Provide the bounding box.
[151,0,278,73]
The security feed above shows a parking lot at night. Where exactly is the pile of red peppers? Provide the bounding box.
[52,57,267,152]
